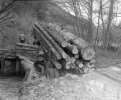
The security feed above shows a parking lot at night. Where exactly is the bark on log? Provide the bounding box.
[70,57,76,63]
[81,46,95,60]
[43,26,68,48]
[33,29,50,51]
[60,29,76,42]
[66,43,79,54]
[70,62,77,68]
[33,29,59,64]
[51,59,62,69]
[54,68,59,78]
[34,22,70,61]
[60,59,71,69]
[74,54,79,58]
[83,68,89,73]
[86,62,95,69]
[82,65,89,73]
[33,26,62,60]
[75,60,83,68]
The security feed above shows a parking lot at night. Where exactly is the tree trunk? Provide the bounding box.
[104,0,115,48]
[87,0,93,43]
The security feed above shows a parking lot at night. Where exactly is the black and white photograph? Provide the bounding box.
[0,0,121,100]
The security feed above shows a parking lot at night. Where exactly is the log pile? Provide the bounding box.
[32,22,96,76]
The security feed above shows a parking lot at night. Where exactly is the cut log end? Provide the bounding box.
[72,47,79,54]
[62,42,68,48]
[78,63,83,68]
[83,68,89,73]
[82,47,95,60]
[70,63,77,68]
[65,61,71,69]
[74,54,79,58]
[70,57,76,63]
[75,60,83,68]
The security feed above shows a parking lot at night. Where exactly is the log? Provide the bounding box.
[66,43,79,54]
[86,62,95,69]
[33,29,60,64]
[74,54,79,58]
[51,59,62,69]
[81,46,95,60]
[34,22,70,61]
[82,65,89,73]
[60,59,71,69]
[43,26,68,48]
[70,57,76,63]
[33,27,62,60]
[70,62,77,68]
[33,29,50,52]
[78,68,84,74]
[75,60,83,68]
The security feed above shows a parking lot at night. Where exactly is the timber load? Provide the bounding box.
[32,21,96,76]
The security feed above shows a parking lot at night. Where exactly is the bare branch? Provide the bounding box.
[0,9,13,19]
[0,16,14,24]
[111,22,121,29]
[0,0,15,15]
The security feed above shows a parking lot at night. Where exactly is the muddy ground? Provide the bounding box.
[0,50,121,100]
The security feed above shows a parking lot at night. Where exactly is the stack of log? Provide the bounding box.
[32,22,96,75]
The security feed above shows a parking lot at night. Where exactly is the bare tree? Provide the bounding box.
[104,0,115,48]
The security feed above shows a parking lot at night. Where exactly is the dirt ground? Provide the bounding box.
[0,50,121,100]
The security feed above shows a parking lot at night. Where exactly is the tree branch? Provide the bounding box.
[111,22,121,29]
[0,9,13,19]
[0,16,14,24]
[0,0,15,15]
